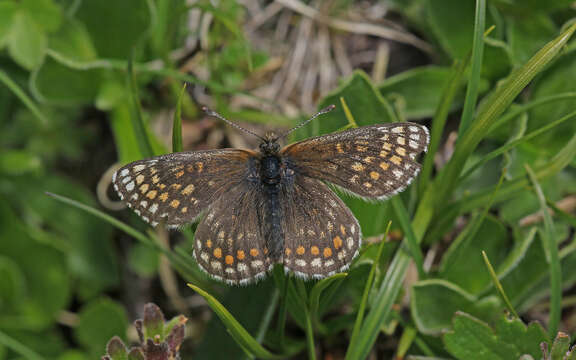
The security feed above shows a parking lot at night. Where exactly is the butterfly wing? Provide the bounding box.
[280,124,429,199]
[192,181,274,285]
[280,176,361,278]
[113,149,257,228]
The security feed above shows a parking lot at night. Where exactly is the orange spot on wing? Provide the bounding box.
[285,248,292,256]
[370,171,380,180]
[206,240,212,248]
[181,184,195,195]
[139,184,149,193]
[390,155,402,165]
[159,192,169,202]
[175,170,184,178]
[311,246,320,255]
[171,183,182,190]
[380,162,390,171]
[396,147,406,156]
[323,247,333,258]
[225,255,234,265]
[170,199,180,208]
[152,175,160,183]
[146,190,157,199]
[213,248,222,258]
[340,225,346,235]
[237,250,245,260]
[296,246,305,255]
[250,248,259,257]
[196,162,204,173]
[181,207,188,213]
[333,236,343,249]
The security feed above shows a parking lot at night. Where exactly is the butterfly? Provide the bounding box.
[113,105,429,285]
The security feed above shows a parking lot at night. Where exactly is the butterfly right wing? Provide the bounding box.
[280,124,429,200]
[113,149,257,228]
[280,176,361,279]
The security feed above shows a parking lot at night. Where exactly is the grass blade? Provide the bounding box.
[458,0,486,134]
[481,250,518,318]
[187,284,284,359]
[525,165,561,337]
[391,198,425,278]
[0,69,49,126]
[348,222,391,348]
[0,330,44,360]
[127,57,154,158]
[172,83,187,153]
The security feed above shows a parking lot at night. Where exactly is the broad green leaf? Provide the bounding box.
[76,0,151,59]
[0,199,70,329]
[508,15,557,65]
[21,0,62,32]
[315,70,397,136]
[75,298,129,357]
[528,54,576,158]
[440,215,508,294]
[7,11,47,70]
[444,312,548,360]
[0,2,17,48]
[378,66,467,120]
[0,256,26,310]
[49,18,97,62]
[32,57,101,105]
[411,279,500,335]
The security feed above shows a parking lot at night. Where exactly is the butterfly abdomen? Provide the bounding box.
[259,155,285,260]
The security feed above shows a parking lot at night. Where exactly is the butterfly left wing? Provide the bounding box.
[280,124,429,200]
[280,176,361,279]
[112,149,256,227]
[193,180,274,285]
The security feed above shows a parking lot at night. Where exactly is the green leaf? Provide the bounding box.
[21,0,61,32]
[76,0,152,59]
[0,150,41,175]
[7,11,47,70]
[0,256,26,310]
[443,312,548,360]
[49,18,98,62]
[378,66,467,120]
[508,15,557,65]
[440,215,508,294]
[188,284,283,359]
[0,198,70,329]
[427,0,475,59]
[411,279,500,335]
[528,55,576,158]
[0,2,17,49]
[75,298,129,357]
[32,57,101,105]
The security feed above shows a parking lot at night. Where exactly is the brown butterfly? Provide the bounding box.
[113,106,429,285]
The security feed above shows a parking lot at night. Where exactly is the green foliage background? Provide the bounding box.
[1,0,576,359]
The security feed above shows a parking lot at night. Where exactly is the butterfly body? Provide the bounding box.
[113,122,429,285]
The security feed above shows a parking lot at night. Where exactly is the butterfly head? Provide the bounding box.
[259,132,280,155]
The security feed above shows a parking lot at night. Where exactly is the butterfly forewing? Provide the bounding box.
[112,149,256,227]
[281,177,361,278]
[193,182,273,285]
[281,124,429,199]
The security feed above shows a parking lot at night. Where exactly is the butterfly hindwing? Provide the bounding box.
[280,176,361,278]
[192,181,273,285]
[281,124,429,200]
[112,149,256,227]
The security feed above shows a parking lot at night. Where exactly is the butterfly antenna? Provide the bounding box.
[279,104,336,139]
[202,106,265,141]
